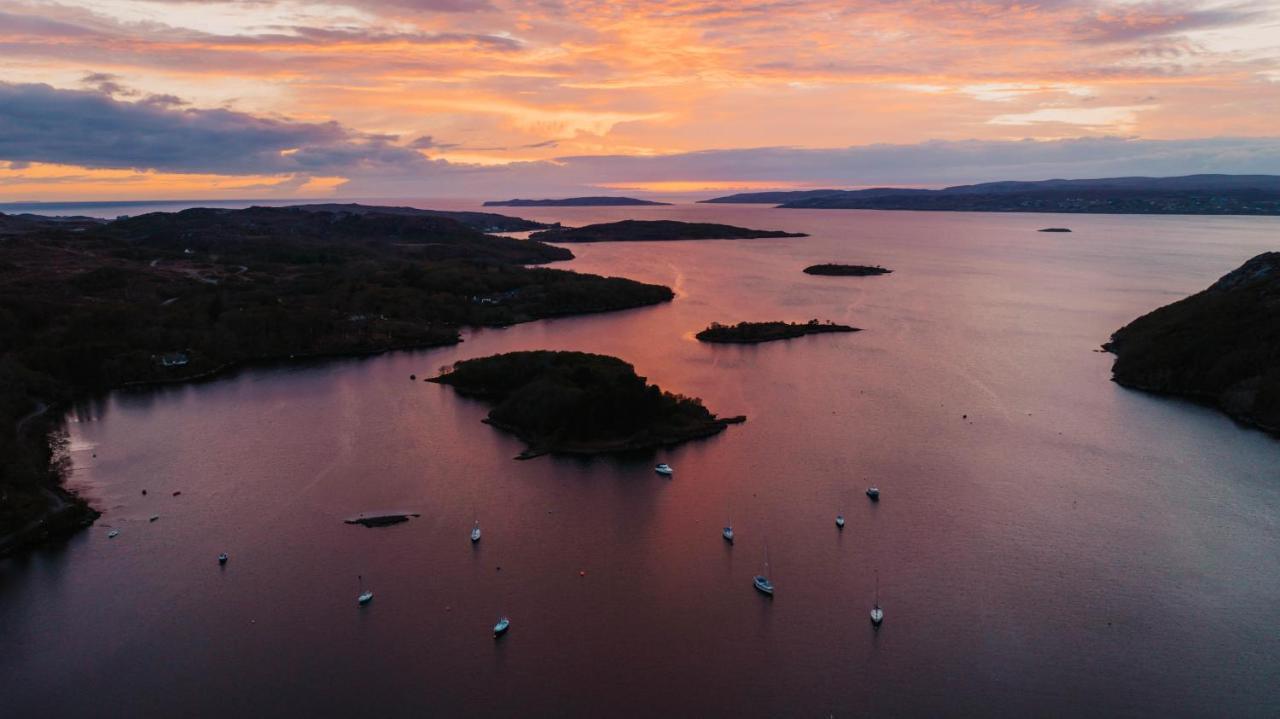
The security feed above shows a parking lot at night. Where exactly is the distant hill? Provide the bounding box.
[1106,252,1280,434]
[697,189,845,204]
[529,219,806,243]
[111,205,569,264]
[287,203,549,232]
[772,175,1280,215]
[483,196,671,207]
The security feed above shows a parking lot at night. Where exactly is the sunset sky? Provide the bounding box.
[1,0,1279,199]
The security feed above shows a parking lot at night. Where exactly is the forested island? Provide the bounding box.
[696,320,860,343]
[429,351,744,458]
[803,264,892,276]
[703,175,1280,215]
[1105,252,1280,434]
[483,197,671,207]
[0,205,674,555]
[528,220,807,243]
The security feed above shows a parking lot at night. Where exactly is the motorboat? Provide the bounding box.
[493,617,511,637]
[470,520,482,543]
[836,514,845,529]
[654,463,674,476]
[866,487,880,501]
[218,552,229,565]
[753,574,774,596]
[107,529,119,538]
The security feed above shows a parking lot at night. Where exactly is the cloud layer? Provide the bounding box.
[0,0,1277,198]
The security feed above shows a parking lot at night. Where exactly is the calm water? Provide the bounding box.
[3,205,1279,717]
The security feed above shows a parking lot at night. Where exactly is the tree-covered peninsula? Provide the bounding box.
[430,351,744,457]
[0,206,674,555]
[1106,252,1280,434]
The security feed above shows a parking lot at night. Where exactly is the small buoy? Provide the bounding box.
[496,566,502,571]
[141,489,147,495]
[962,414,967,419]
[579,570,586,577]
[410,374,416,380]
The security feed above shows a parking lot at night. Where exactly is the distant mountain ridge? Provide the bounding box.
[701,175,1280,215]
[483,196,671,207]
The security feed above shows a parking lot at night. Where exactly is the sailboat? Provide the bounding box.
[723,505,734,543]
[835,514,845,529]
[357,575,374,606]
[753,542,774,596]
[870,570,884,626]
[470,519,481,543]
[493,616,511,638]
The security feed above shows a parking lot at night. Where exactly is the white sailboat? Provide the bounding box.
[835,514,845,529]
[470,519,481,543]
[753,542,774,596]
[357,575,374,606]
[870,570,884,626]
[723,505,734,543]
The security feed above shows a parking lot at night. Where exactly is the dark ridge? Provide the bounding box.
[698,189,846,204]
[287,203,550,232]
[1105,252,1280,435]
[529,219,807,243]
[776,174,1280,215]
[483,197,672,207]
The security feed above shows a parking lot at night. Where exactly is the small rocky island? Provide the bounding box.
[696,320,860,344]
[1106,252,1280,434]
[345,512,421,527]
[528,220,807,243]
[483,197,671,207]
[429,351,745,458]
[803,263,892,276]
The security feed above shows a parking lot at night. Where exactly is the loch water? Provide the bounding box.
[2,203,1278,717]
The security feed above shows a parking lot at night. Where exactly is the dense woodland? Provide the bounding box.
[1107,252,1280,433]
[0,206,673,552]
[431,351,741,455]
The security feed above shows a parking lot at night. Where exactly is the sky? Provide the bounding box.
[1,0,1278,200]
